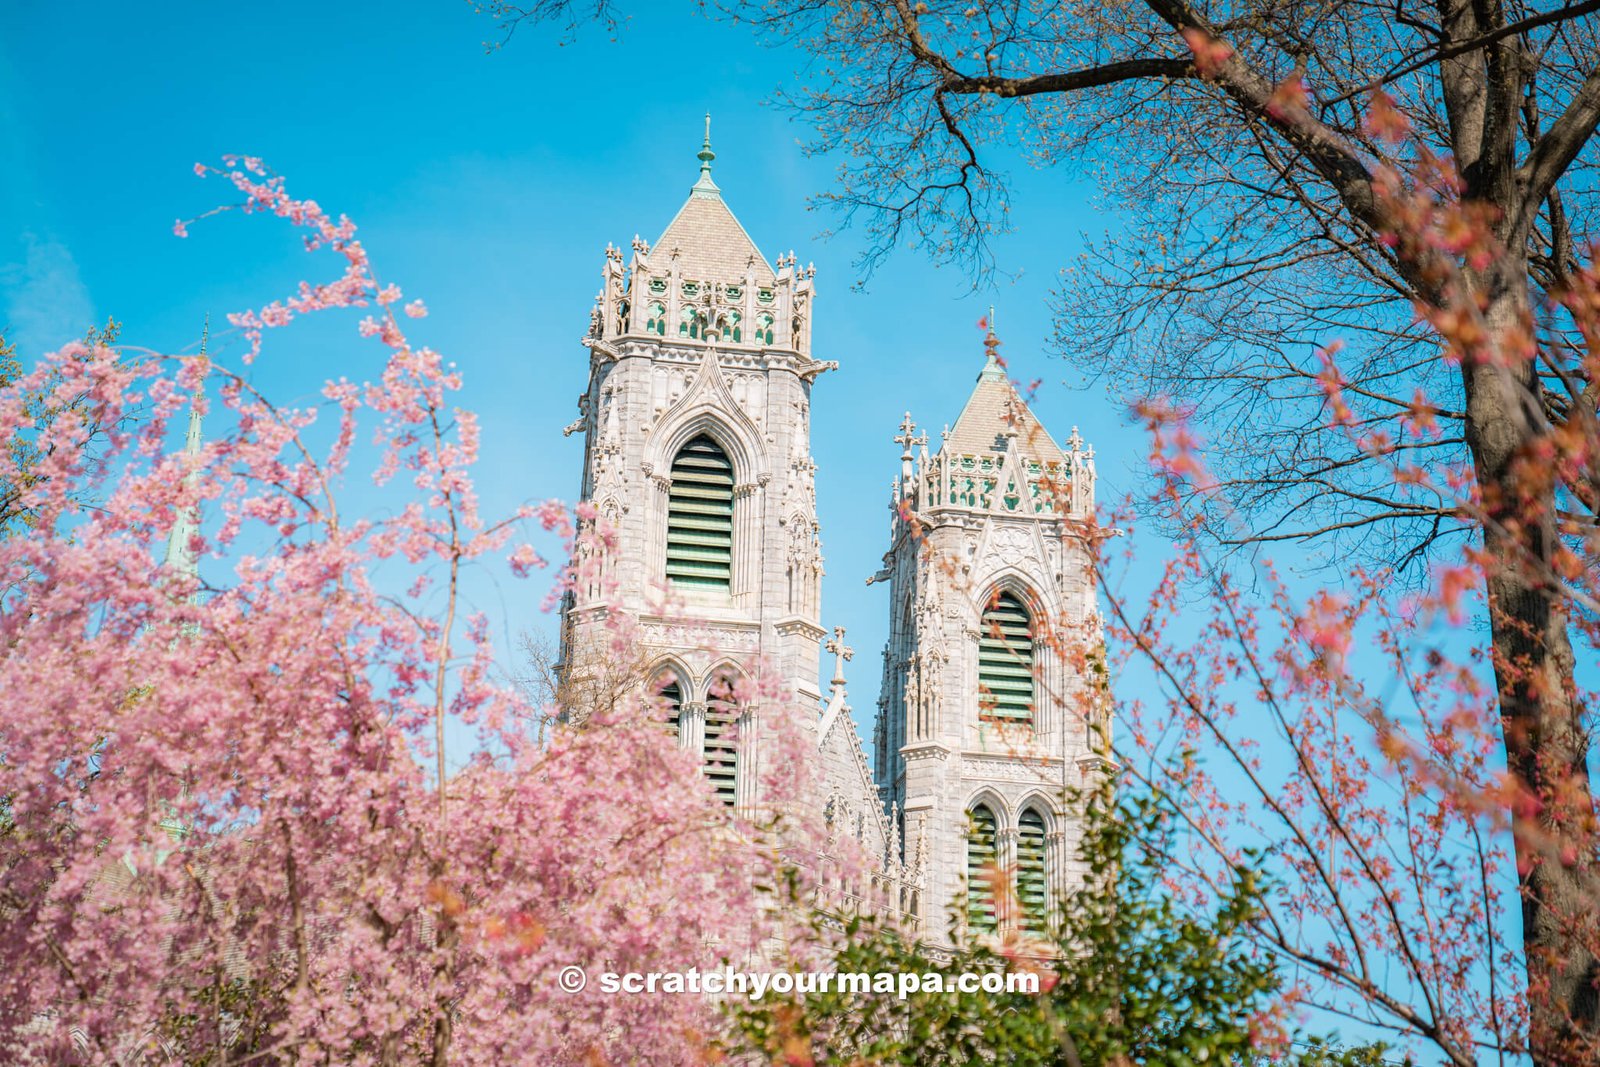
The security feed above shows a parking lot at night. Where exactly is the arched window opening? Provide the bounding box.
[755,312,775,345]
[679,306,703,339]
[725,310,742,342]
[666,435,734,590]
[616,299,630,335]
[1017,808,1049,931]
[653,673,683,738]
[705,671,741,807]
[978,591,1035,725]
[966,805,999,934]
[646,301,667,336]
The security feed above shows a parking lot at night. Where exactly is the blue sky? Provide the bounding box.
[0,0,1133,731]
[4,2,1541,1053]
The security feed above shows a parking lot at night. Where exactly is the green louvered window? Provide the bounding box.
[978,591,1035,724]
[1018,808,1049,931]
[655,675,682,738]
[705,673,740,807]
[665,435,734,589]
[966,805,999,934]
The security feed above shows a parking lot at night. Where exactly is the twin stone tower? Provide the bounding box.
[559,127,1108,945]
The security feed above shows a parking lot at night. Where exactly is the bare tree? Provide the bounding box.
[518,623,656,730]
[472,0,1600,1056]
[692,2,1600,1058]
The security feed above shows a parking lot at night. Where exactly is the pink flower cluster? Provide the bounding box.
[0,162,819,1064]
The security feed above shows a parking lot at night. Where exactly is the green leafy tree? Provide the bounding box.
[730,785,1392,1066]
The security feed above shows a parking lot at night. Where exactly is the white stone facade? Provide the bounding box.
[560,132,1104,946]
[870,341,1108,943]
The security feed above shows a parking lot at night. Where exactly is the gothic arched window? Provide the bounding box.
[1017,807,1049,931]
[978,591,1035,725]
[646,301,667,336]
[653,672,683,740]
[755,312,775,346]
[966,805,999,934]
[705,670,741,807]
[679,306,703,339]
[616,299,629,335]
[665,435,734,590]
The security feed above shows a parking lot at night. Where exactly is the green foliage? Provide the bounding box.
[730,787,1390,1066]
[0,331,16,389]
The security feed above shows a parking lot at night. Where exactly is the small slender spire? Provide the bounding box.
[825,625,854,693]
[164,316,208,582]
[691,112,720,198]
[893,412,926,496]
[978,312,1006,382]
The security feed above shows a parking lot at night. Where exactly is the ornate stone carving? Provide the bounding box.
[959,756,1066,784]
[990,525,1034,567]
[640,620,760,654]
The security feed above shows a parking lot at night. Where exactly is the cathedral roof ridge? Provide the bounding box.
[652,116,778,285]
[940,329,1067,463]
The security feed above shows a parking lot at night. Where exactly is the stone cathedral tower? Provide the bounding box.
[559,123,837,814]
[872,333,1105,943]
[560,124,1103,946]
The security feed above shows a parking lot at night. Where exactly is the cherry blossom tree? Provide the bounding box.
[1,318,123,538]
[0,161,813,1065]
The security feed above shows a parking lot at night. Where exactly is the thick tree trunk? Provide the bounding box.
[1463,273,1599,1063]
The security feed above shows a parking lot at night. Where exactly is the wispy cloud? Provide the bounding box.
[0,231,96,358]
[0,42,95,361]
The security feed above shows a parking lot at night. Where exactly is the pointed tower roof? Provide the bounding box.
[653,115,777,284]
[942,327,1066,462]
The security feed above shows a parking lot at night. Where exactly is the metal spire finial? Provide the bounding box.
[691,112,720,197]
[978,310,1006,382]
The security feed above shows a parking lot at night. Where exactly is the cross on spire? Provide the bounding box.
[894,412,920,456]
[825,625,854,690]
[893,412,927,494]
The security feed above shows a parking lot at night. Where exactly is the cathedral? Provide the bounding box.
[559,123,1106,946]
